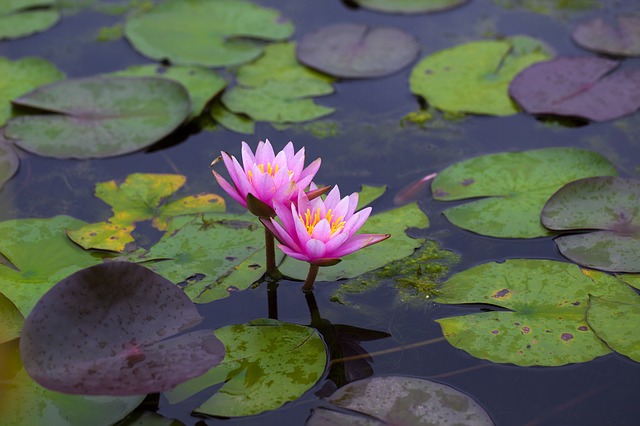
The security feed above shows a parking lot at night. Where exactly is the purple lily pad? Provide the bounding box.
[572,14,640,57]
[297,23,420,78]
[19,262,225,395]
[541,176,640,272]
[510,56,640,122]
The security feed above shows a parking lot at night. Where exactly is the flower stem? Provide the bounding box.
[264,228,282,280]
[302,263,320,292]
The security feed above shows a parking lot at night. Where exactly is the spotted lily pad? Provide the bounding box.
[222,42,335,124]
[308,376,493,426]
[572,14,640,57]
[6,76,191,159]
[587,295,640,363]
[0,216,105,315]
[164,319,326,417]
[432,147,618,238]
[124,0,294,67]
[67,173,225,252]
[138,213,281,304]
[0,134,19,190]
[509,56,640,122]
[410,36,553,116]
[297,23,420,78]
[0,0,59,41]
[354,0,470,14]
[20,261,225,395]
[111,64,227,118]
[541,177,640,272]
[0,56,65,127]
[435,259,640,366]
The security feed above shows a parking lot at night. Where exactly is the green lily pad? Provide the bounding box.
[572,14,640,57]
[432,147,618,238]
[357,184,387,209]
[67,173,225,252]
[1,351,144,426]
[138,213,281,304]
[435,259,640,366]
[111,64,227,118]
[6,76,191,159]
[410,36,553,116]
[210,101,255,135]
[541,177,640,272]
[0,56,65,127]
[0,134,19,190]
[164,319,327,417]
[492,0,602,16]
[0,0,60,41]
[297,23,420,78]
[124,0,294,67]
[354,0,470,14]
[222,42,335,124]
[0,292,23,343]
[308,376,493,426]
[280,201,428,281]
[0,216,105,315]
[587,295,640,362]
[618,274,640,291]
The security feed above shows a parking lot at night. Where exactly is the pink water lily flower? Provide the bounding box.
[212,139,321,216]
[261,186,390,266]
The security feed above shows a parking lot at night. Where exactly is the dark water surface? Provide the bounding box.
[1,0,640,425]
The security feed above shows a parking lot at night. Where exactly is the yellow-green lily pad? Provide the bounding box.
[587,295,640,363]
[0,134,19,190]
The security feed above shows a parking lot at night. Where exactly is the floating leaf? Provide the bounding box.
[1,347,144,425]
[435,259,640,366]
[541,177,640,272]
[492,0,602,16]
[165,319,326,417]
[280,202,428,281]
[67,173,225,252]
[222,42,335,124]
[6,76,191,159]
[0,292,23,343]
[308,376,493,425]
[510,56,640,122]
[20,262,225,395]
[353,0,470,14]
[410,36,553,116]
[297,23,420,78]
[0,56,65,127]
[111,64,227,117]
[0,0,59,41]
[124,0,294,67]
[139,213,279,304]
[432,147,618,238]
[572,14,640,57]
[587,295,640,362]
[357,184,387,209]
[0,134,19,190]
[0,216,105,315]
[210,101,255,135]
[618,274,640,291]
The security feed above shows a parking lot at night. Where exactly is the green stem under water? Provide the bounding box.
[302,263,320,292]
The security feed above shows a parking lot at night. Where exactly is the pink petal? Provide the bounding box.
[297,157,321,189]
[342,207,371,236]
[279,244,311,262]
[305,239,326,260]
[323,185,342,210]
[310,219,332,242]
[266,218,303,253]
[256,139,275,164]
[212,170,246,207]
[241,141,256,170]
[331,234,389,258]
[323,232,349,255]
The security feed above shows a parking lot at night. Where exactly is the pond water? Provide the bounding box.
[1,0,640,425]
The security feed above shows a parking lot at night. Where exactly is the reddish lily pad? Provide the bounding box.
[541,176,640,272]
[6,76,191,159]
[510,56,640,122]
[572,14,640,57]
[20,261,225,395]
[297,23,420,78]
[353,0,470,14]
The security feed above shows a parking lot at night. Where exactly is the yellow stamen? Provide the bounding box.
[299,208,346,236]
[257,162,279,176]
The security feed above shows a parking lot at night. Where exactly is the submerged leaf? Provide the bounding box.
[572,14,640,57]
[0,0,59,41]
[410,36,553,116]
[541,176,640,272]
[124,0,294,67]
[297,23,420,78]
[7,77,191,159]
[435,259,640,366]
[510,56,640,121]
[20,262,225,395]
[308,376,493,425]
[432,147,618,238]
[165,319,326,417]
